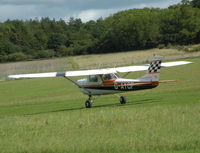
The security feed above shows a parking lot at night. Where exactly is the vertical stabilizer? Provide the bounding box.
[138,56,163,82]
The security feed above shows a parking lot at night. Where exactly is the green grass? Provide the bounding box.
[0,57,200,153]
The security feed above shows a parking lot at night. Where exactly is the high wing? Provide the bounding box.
[161,61,192,67]
[8,61,192,79]
[115,61,192,72]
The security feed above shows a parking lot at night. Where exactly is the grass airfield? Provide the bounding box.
[0,57,200,153]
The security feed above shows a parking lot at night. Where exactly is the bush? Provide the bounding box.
[191,46,200,52]
[34,50,55,59]
[176,45,185,51]
[157,44,166,49]
[185,46,200,52]
[7,52,28,62]
[56,45,71,57]
[0,55,8,63]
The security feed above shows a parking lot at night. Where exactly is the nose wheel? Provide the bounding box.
[120,96,126,104]
[85,95,93,108]
[85,100,92,108]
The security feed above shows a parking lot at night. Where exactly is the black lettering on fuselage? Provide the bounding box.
[114,82,134,91]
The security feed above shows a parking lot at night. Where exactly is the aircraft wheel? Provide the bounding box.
[85,100,92,108]
[120,96,126,104]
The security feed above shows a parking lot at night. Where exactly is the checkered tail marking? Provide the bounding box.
[148,60,162,73]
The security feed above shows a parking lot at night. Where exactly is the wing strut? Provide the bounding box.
[64,76,92,95]
[64,76,81,88]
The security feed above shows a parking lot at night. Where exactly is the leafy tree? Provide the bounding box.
[181,0,191,5]
[47,33,67,50]
[191,0,200,8]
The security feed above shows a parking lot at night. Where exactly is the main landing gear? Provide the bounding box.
[120,96,126,104]
[84,95,127,108]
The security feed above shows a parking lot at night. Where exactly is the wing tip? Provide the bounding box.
[7,75,21,80]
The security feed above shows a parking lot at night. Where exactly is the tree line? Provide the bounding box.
[0,0,200,62]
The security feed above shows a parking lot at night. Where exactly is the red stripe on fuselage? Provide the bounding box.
[81,81,159,88]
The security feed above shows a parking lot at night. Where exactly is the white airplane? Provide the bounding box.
[8,56,192,108]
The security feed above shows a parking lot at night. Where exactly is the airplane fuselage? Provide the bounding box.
[77,78,159,95]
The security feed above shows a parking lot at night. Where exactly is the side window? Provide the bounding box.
[103,74,112,81]
[88,75,98,82]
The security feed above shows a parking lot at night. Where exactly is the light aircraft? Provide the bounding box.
[8,56,192,108]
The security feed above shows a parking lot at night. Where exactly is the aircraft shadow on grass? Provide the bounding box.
[25,98,161,116]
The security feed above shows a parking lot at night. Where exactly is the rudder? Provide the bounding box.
[138,56,163,82]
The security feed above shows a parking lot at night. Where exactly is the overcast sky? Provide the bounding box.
[0,0,181,22]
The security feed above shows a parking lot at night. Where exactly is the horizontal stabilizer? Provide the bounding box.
[159,80,177,83]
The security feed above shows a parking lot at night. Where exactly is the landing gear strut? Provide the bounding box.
[120,96,126,104]
[85,95,93,108]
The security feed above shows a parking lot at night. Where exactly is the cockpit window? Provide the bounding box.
[102,73,118,81]
[88,75,98,82]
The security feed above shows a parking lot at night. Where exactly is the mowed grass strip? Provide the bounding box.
[0,57,199,153]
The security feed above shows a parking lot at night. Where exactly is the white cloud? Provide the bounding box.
[76,9,118,22]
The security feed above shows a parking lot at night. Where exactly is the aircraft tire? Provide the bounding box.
[120,96,126,104]
[85,100,92,108]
